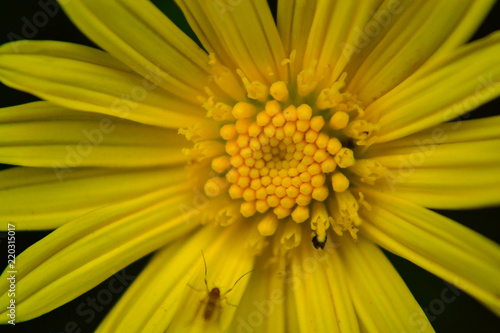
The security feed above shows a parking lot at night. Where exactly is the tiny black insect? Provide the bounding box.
[312,233,327,249]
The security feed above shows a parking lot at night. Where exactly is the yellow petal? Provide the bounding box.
[362,116,500,208]
[228,247,286,333]
[277,0,318,83]
[361,190,500,316]
[97,225,221,333]
[0,184,202,323]
[339,238,434,333]
[0,165,189,230]
[365,32,500,142]
[347,1,491,104]
[59,0,211,99]
[160,224,256,333]
[301,0,382,89]
[0,102,188,168]
[0,41,206,128]
[176,0,287,84]
[288,241,340,333]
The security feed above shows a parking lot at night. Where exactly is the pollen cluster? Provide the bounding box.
[182,61,379,247]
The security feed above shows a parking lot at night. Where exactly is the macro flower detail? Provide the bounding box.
[0,0,500,332]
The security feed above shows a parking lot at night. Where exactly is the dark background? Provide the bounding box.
[0,0,499,332]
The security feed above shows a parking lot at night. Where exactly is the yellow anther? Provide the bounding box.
[296,194,312,206]
[292,176,302,187]
[230,155,244,167]
[267,195,280,207]
[240,201,257,217]
[259,134,270,145]
[256,111,271,126]
[288,168,299,177]
[295,141,306,152]
[278,169,288,178]
[315,133,329,149]
[211,155,231,173]
[286,186,299,198]
[269,169,278,177]
[249,167,259,178]
[247,123,261,137]
[305,129,319,143]
[272,113,286,127]
[300,182,313,195]
[237,176,250,188]
[281,197,295,209]
[219,124,237,140]
[270,81,289,102]
[282,177,292,187]
[310,116,325,132]
[329,111,349,130]
[238,165,250,176]
[204,177,228,197]
[313,149,328,163]
[283,105,297,121]
[265,100,281,117]
[296,119,310,132]
[256,187,267,199]
[250,178,262,190]
[303,143,316,156]
[292,131,304,143]
[228,184,243,199]
[274,206,291,219]
[312,186,329,201]
[286,144,296,153]
[276,186,287,198]
[266,184,277,194]
[297,104,312,120]
[307,163,321,176]
[289,159,299,168]
[249,138,261,152]
[240,147,252,158]
[321,157,336,173]
[256,200,270,213]
[302,156,314,166]
[264,124,276,137]
[260,166,269,176]
[236,134,249,148]
[271,139,281,149]
[272,176,282,186]
[275,128,285,140]
[332,172,350,192]
[257,213,279,236]
[335,148,355,168]
[226,168,239,183]
[283,136,293,145]
[293,151,304,161]
[327,137,342,155]
[291,206,309,223]
[296,163,307,173]
[233,102,257,119]
[311,174,326,187]
[235,118,251,134]
[243,187,256,201]
[253,150,264,159]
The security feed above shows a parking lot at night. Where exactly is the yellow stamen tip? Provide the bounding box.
[332,172,350,192]
[270,81,289,102]
[233,102,257,119]
[329,111,349,130]
[291,206,309,223]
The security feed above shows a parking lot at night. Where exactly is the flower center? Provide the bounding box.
[182,62,382,249]
[210,98,356,225]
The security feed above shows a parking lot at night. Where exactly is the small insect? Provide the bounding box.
[312,233,327,249]
[191,251,252,322]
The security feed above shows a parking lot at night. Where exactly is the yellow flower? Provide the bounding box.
[1,0,500,332]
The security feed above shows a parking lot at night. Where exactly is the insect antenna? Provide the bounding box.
[201,250,210,293]
[222,269,253,296]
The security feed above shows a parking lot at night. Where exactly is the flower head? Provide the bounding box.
[0,0,500,332]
